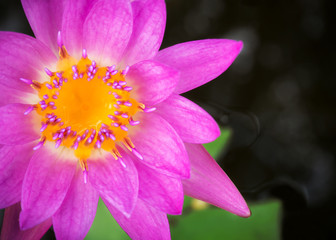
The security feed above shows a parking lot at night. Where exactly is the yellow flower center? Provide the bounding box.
[24,40,148,180]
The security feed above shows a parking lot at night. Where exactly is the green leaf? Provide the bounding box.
[85,199,130,240]
[203,128,232,160]
[170,200,282,240]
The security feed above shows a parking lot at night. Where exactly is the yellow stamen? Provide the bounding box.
[31,45,143,168]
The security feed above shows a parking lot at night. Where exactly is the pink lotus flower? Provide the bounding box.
[0,0,250,239]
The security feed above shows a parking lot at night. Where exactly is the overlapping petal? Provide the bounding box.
[61,0,95,58]
[82,0,133,66]
[104,198,170,240]
[130,113,190,178]
[53,168,99,240]
[20,146,76,230]
[134,159,184,215]
[156,94,220,143]
[0,104,39,145]
[21,0,67,54]
[182,143,250,217]
[0,32,56,106]
[0,203,52,240]
[155,39,243,94]
[0,143,35,209]
[121,0,166,66]
[88,153,138,217]
[127,60,179,106]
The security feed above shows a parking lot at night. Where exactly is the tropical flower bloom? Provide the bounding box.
[0,0,250,239]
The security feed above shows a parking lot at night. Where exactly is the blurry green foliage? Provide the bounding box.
[85,200,130,240]
[170,200,282,240]
[86,199,282,240]
[86,127,282,240]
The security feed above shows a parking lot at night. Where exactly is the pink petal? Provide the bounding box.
[82,0,133,66]
[21,0,67,54]
[0,84,34,107]
[127,60,179,105]
[155,39,243,94]
[0,143,34,209]
[20,146,76,230]
[0,32,57,105]
[134,160,184,215]
[61,0,95,58]
[121,0,166,66]
[156,94,220,143]
[182,143,251,217]
[104,198,170,240]
[130,113,190,179]
[0,104,39,145]
[53,168,99,240]
[88,152,138,217]
[0,203,52,240]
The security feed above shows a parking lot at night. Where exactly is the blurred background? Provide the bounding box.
[1,0,335,239]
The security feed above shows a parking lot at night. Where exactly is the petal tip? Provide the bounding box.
[172,207,183,215]
[237,40,244,51]
[232,40,244,56]
[230,199,251,218]
[237,206,251,218]
[209,124,221,142]
[19,211,31,231]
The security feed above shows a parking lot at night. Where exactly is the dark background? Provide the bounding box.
[1,0,335,239]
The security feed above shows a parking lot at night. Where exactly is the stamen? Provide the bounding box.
[118,157,127,168]
[129,119,140,126]
[108,115,118,121]
[33,137,46,150]
[119,81,127,86]
[31,80,42,90]
[44,68,53,77]
[72,141,79,150]
[109,133,116,141]
[124,101,132,107]
[85,137,93,145]
[95,140,101,149]
[113,149,122,159]
[108,65,116,72]
[120,125,128,131]
[57,31,63,48]
[82,49,87,59]
[143,107,156,113]
[55,138,62,148]
[111,70,118,75]
[122,66,130,75]
[56,72,62,78]
[124,137,135,148]
[83,169,88,184]
[79,159,89,184]
[123,86,132,91]
[40,123,48,132]
[132,148,144,160]
[20,77,33,85]
[24,105,35,115]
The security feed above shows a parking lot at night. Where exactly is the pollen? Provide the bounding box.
[22,32,152,181]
